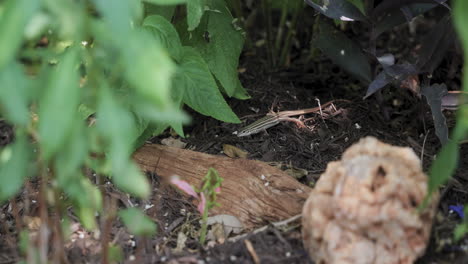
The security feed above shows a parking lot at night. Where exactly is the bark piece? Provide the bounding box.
[302,137,439,264]
[133,144,311,229]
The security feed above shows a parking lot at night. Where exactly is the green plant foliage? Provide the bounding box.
[179,0,246,98]
[0,0,244,255]
[0,0,40,69]
[0,133,31,201]
[38,48,81,160]
[429,0,468,238]
[428,0,468,189]
[0,63,31,125]
[144,15,183,60]
[187,0,206,31]
[173,47,240,123]
[144,0,186,5]
[119,208,157,236]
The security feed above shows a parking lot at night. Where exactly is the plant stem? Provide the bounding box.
[279,0,303,67]
[274,1,288,58]
[261,0,275,67]
[199,207,209,245]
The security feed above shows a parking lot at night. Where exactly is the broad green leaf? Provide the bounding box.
[123,31,175,108]
[93,0,141,35]
[174,47,240,123]
[55,122,88,184]
[38,48,80,160]
[455,224,468,241]
[0,133,31,201]
[143,3,176,21]
[119,208,157,236]
[0,0,40,69]
[346,0,365,14]
[42,0,84,39]
[78,104,95,121]
[230,78,250,100]
[454,0,468,56]
[187,0,205,31]
[428,139,459,195]
[77,206,97,230]
[97,87,150,198]
[75,178,102,229]
[0,63,30,125]
[113,162,150,198]
[179,0,244,97]
[108,244,124,263]
[314,20,372,83]
[143,15,182,61]
[143,0,186,5]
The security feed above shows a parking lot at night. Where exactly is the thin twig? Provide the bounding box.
[244,239,260,264]
[421,131,429,165]
[228,214,302,243]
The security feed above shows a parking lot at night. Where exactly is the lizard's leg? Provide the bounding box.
[279,117,307,128]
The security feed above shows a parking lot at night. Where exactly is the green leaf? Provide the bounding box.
[174,47,240,123]
[38,48,80,160]
[346,0,365,14]
[454,223,467,241]
[314,20,372,83]
[143,15,183,61]
[123,31,175,108]
[119,208,157,236]
[93,0,141,35]
[0,133,31,201]
[55,122,88,184]
[143,3,176,21]
[0,0,40,69]
[428,139,459,195]
[187,0,205,31]
[97,86,150,198]
[179,0,244,97]
[230,78,250,100]
[143,0,186,5]
[0,62,31,125]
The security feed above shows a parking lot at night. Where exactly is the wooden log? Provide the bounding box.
[132,144,311,229]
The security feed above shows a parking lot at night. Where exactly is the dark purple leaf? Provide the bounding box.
[371,0,448,18]
[417,14,455,74]
[382,63,418,79]
[422,83,449,144]
[364,71,393,99]
[400,6,414,22]
[372,3,438,38]
[314,20,372,83]
[304,0,367,21]
[364,63,418,98]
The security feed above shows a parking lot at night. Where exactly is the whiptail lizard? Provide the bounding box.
[236,100,337,137]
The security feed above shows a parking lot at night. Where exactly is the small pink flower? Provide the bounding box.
[170,176,199,199]
[197,192,206,214]
[214,187,221,194]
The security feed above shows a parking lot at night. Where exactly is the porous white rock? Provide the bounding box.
[302,137,438,264]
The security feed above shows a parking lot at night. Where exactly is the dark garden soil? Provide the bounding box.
[1,8,468,264]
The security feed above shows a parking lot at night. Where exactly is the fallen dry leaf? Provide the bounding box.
[223,144,248,158]
[161,137,187,149]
